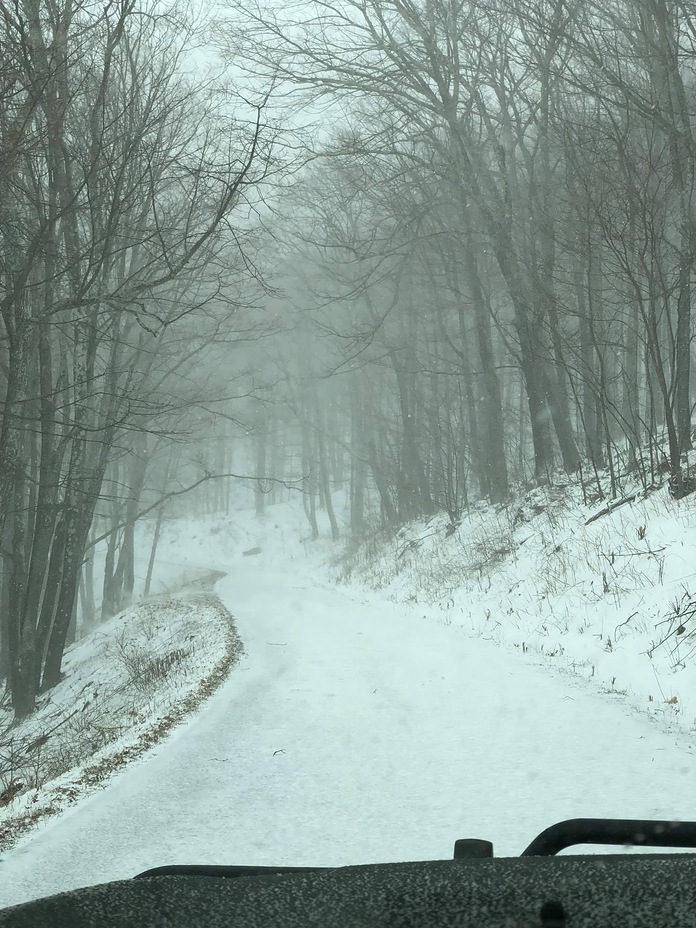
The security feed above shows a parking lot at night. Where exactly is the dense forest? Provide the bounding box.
[2,0,696,718]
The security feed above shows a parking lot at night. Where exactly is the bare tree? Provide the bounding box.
[0,0,271,717]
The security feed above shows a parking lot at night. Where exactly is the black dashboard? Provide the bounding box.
[0,819,694,928]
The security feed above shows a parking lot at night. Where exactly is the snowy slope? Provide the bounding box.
[336,483,696,735]
[0,495,694,909]
[0,585,240,852]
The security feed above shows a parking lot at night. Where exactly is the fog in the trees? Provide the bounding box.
[2,0,696,721]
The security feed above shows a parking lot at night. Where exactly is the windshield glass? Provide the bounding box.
[0,0,695,910]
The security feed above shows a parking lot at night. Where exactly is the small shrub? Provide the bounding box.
[114,639,190,693]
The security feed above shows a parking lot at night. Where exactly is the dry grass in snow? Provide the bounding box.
[0,573,243,853]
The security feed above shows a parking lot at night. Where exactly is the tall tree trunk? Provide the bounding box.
[42,514,93,690]
[535,64,580,475]
[79,539,97,634]
[255,406,267,517]
[457,241,508,500]
[389,347,433,518]
[574,258,603,468]
[9,463,38,718]
[366,431,398,526]
[349,373,367,535]
[315,407,339,540]
[111,434,149,612]
[144,503,166,599]
[301,418,319,539]
[101,491,123,622]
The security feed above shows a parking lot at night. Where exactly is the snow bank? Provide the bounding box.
[0,492,326,852]
[0,582,242,851]
[333,482,696,734]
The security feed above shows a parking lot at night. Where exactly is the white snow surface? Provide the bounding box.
[1,490,696,909]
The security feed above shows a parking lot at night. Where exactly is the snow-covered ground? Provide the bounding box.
[0,580,241,850]
[335,482,696,735]
[0,484,695,910]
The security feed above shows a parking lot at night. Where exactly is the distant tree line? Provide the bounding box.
[219,0,696,528]
[5,0,696,719]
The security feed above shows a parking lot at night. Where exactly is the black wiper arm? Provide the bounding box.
[136,864,326,879]
[521,818,696,856]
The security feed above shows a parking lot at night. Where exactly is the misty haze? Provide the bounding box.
[0,0,696,924]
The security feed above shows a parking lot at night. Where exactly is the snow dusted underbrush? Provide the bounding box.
[0,573,243,853]
[334,480,696,735]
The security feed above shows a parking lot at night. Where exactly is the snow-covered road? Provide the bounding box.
[0,557,694,908]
